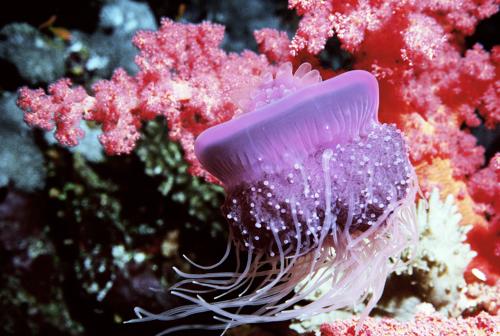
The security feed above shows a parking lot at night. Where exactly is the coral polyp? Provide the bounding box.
[131,66,419,333]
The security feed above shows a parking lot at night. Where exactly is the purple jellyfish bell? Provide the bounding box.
[130,64,419,334]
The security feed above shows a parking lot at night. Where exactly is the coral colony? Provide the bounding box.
[14,0,499,335]
[128,66,419,332]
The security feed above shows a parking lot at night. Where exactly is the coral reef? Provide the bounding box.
[16,2,499,228]
[0,92,45,191]
[182,0,291,53]
[0,23,66,85]
[17,19,274,183]
[396,189,476,313]
[457,281,499,316]
[0,0,156,87]
[466,154,500,284]
[320,309,499,336]
[261,0,499,232]
[87,0,157,76]
[2,0,499,334]
[31,143,228,335]
[136,120,224,223]
[259,0,500,289]
[0,190,84,335]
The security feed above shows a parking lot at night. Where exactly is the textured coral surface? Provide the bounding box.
[320,311,499,336]
[3,0,499,335]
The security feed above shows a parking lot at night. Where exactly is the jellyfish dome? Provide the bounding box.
[133,64,419,333]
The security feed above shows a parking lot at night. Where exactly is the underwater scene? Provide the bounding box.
[1,1,499,335]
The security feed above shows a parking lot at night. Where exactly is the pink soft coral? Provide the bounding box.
[18,19,273,181]
[254,28,291,64]
[320,311,499,336]
[18,79,94,147]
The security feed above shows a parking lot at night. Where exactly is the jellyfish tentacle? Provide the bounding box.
[182,238,232,270]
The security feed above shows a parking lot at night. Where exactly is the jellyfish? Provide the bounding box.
[130,64,419,334]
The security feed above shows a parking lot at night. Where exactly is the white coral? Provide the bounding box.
[409,188,476,312]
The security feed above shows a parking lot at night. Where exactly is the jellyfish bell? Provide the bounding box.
[130,64,419,334]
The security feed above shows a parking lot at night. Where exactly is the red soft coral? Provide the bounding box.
[466,154,500,284]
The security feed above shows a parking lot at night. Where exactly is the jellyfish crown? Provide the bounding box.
[195,70,379,186]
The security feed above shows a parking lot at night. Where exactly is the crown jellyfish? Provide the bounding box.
[131,64,419,333]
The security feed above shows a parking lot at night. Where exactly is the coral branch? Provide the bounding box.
[18,19,273,181]
[18,79,94,147]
